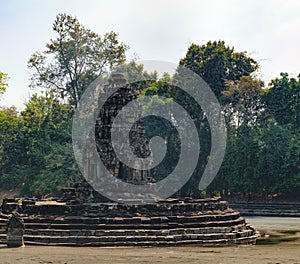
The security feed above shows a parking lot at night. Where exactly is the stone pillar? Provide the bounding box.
[7,212,25,247]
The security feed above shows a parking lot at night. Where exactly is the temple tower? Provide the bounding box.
[94,73,152,184]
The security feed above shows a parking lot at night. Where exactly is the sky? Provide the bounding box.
[1,0,300,110]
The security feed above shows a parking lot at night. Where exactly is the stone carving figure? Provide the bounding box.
[6,211,25,247]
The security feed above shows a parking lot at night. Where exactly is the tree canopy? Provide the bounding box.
[179,41,258,99]
[28,13,128,108]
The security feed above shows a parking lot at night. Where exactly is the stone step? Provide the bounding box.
[21,217,245,230]
[0,233,6,243]
[230,203,300,209]
[22,234,258,246]
[1,199,229,216]
[23,224,250,237]
[4,207,231,217]
[22,230,254,244]
[0,226,256,246]
[229,203,300,217]
[0,231,256,246]
[16,211,240,225]
[0,219,7,224]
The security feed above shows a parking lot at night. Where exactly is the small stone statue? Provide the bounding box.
[6,211,25,247]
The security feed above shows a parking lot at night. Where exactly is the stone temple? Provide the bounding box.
[94,73,152,185]
[0,73,259,246]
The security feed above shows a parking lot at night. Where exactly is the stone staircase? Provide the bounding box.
[0,213,7,244]
[230,203,300,217]
[0,198,259,246]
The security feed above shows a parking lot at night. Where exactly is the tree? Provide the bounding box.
[28,13,128,108]
[19,93,81,195]
[179,41,258,100]
[0,71,9,98]
[173,41,258,196]
[141,74,209,198]
[264,73,300,129]
[0,107,23,189]
[210,71,300,199]
[122,60,157,85]
[0,93,82,195]
[256,121,293,194]
[261,73,300,194]
[222,76,265,127]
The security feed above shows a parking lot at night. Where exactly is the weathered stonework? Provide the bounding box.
[0,197,259,246]
[6,212,24,247]
[88,72,152,185]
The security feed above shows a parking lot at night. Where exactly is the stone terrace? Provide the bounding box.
[0,197,258,246]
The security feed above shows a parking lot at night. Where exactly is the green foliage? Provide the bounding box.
[142,96,181,183]
[0,107,23,189]
[223,76,265,126]
[141,75,210,198]
[28,13,128,108]
[118,60,158,96]
[19,94,82,195]
[0,93,82,195]
[123,61,157,85]
[179,41,258,99]
[25,142,82,196]
[175,42,299,198]
[264,73,300,129]
[200,189,207,198]
[0,71,9,97]
[209,74,300,196]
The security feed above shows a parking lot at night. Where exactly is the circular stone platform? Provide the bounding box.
[0,197,259,246]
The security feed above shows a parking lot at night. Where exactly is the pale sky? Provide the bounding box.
[1,0,300,109]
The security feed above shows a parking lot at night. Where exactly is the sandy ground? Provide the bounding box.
[0,243,299,264]
[0,217,299,264]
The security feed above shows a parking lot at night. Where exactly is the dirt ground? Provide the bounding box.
[0,243,299,264]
